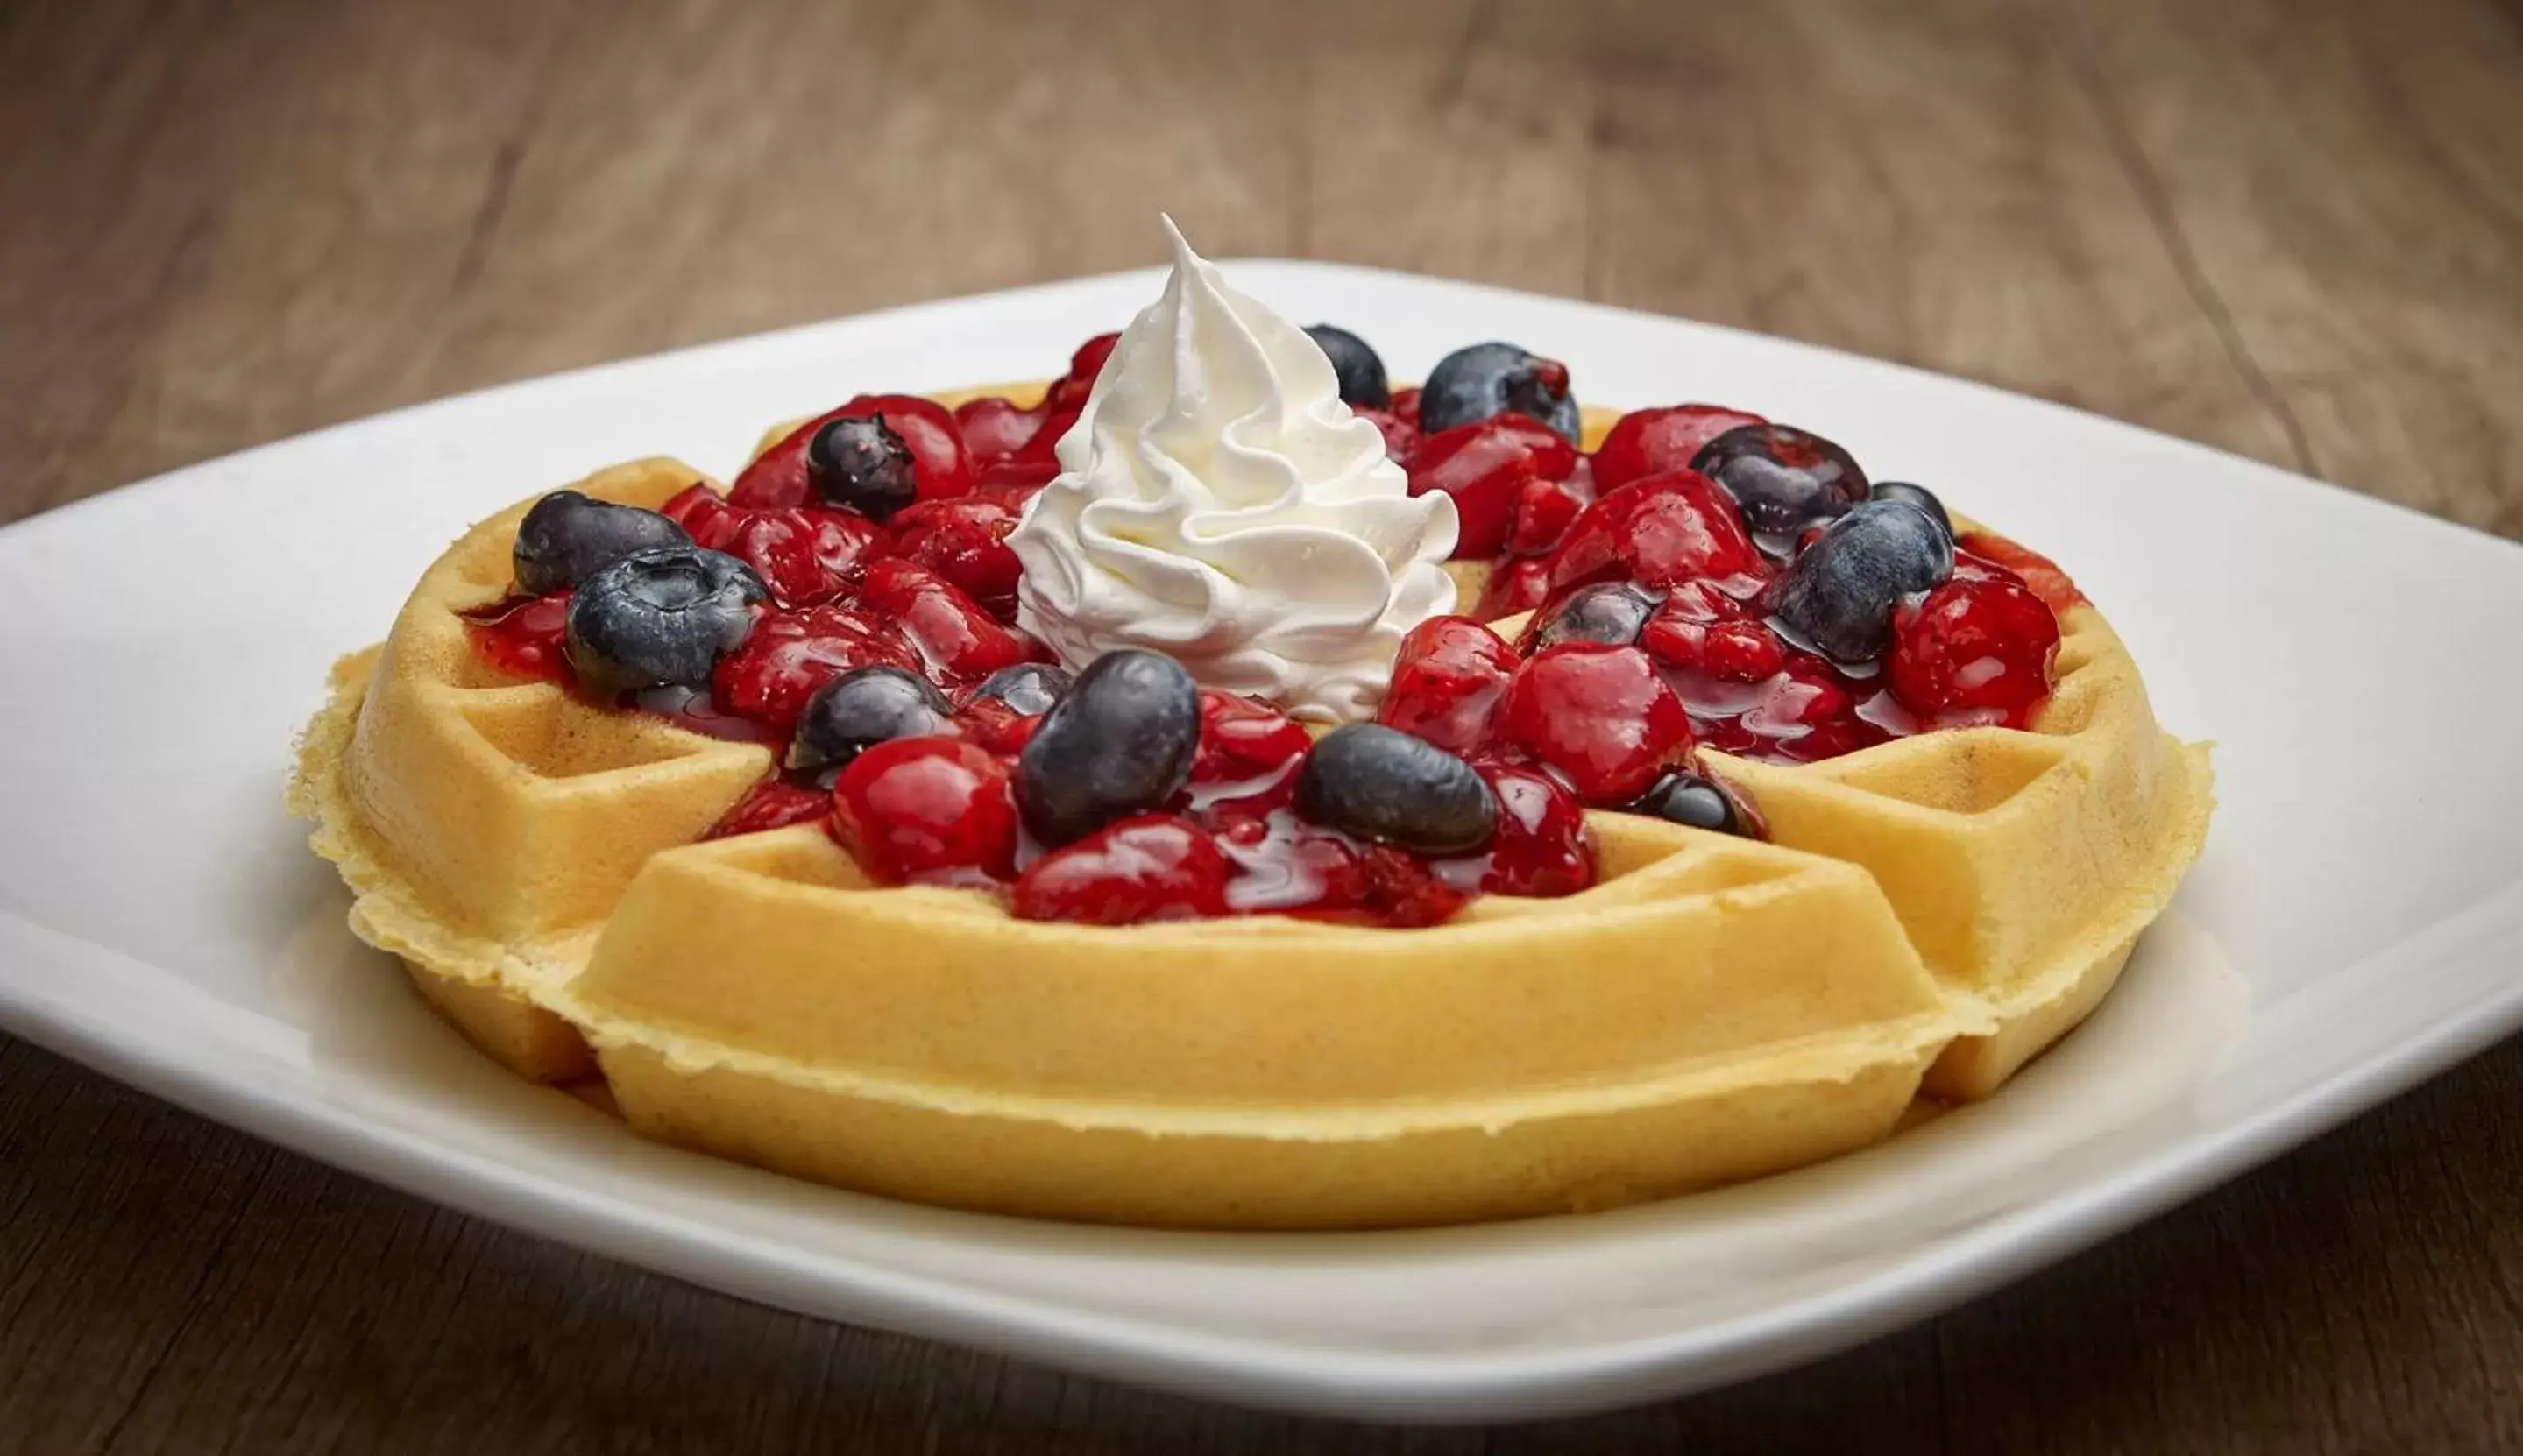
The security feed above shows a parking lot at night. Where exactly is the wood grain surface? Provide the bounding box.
[4,0,2521,1450]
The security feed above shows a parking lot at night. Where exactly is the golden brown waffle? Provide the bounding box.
[290,385,2208,1227]
[1490,579,2210,1100]
[291,459,773,1083]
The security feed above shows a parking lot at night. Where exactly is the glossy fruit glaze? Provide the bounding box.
[464,330,2072,922]
[1376,393,2067,773]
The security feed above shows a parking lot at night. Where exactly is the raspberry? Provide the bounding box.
[1463,762,1593,897]
[1377,616,1520,754]
[1639,588,1788,682]
[1499,643,1695,804]
[1011,814,1231,924]
[1544,469,1765,595]
[1591,405,1766,492]
[828,737,1017,886]
[1506,476,1584,557]
[709,604,919,738]
[1403,415,1579,560]
[1193,691,1313,782]
[1044,333,1121,412]
[1355,405,1421,462]
[1888,573,2060,725]
[855,558,1050,688]
[888,498,1024,621]
[1472,556,1556,620]
[953,395,1048,465]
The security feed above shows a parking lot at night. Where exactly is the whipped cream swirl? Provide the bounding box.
[1009,219,1458,723]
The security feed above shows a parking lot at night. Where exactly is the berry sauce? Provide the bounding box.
[462,336,2072,926]
[462,591,572,681]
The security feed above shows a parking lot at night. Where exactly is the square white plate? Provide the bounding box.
[4,263,2520,1424]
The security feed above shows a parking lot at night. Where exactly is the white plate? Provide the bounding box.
[4,263,2519,1424]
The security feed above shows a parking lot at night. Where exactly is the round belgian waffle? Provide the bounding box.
[289,386,2209,1228]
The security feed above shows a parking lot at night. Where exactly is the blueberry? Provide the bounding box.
[1419,342,1581,443]
[1690,424,1868,541]
[1633,771,1754,837]
[806,414,919,521]
[969,661,1073,717]
[1304,324,1391,409]
[1767,500,1954,663]
[1015,649,1201,846]
[563,546,768,696]
[1868,480,1953,541]
[513,490,691,595]
[1293,724,1497,856]
[788,666,953,775]
[1533,582,1662,650]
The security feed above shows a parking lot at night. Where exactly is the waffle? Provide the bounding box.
[289,387,2208,1227]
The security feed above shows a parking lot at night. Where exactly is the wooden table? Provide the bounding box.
[5,0,2520,1449]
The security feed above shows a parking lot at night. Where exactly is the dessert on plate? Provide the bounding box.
[291,221,2211,1228]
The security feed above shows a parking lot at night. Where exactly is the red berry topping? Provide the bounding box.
[1193,691,1313,782]
[842,395,974,502]
[1637,582,1787,682]
[1354,406,1421,462]
[977,402,1081,491]
[1473,555,1556,620]
[1544,469,1766,595]
[725,416,831,511]
[710,604,919,738]
[828,737,1017,886]
[1182,691,1312,820]
[953,395,1043,465]
[799,507,888,586]
[1377,615,1520,754]
[731,395,974,509]
[1888,573,2061,726]
[1956,532,2086,614]
[1214,811,1466,927]
[1045,332,1121,413]
[953,696,1040,756]
[1010,814,1232,925]
[712,510,832,607]
[1403,415,1579,560]
[888,497,1024,621]
[1352,844,1471,927]
[677,503,885,609]
[463,590,572,681]
[1591,405,1767,493]
[660,484,738,542]
[1507,475,1584,558]
[1459,761,1594,897]
[704,778,833,839]
[856,558,1049,687]
[1387,385,1422,421]
[1499,643,1696,804]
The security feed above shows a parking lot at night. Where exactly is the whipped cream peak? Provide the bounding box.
[1010,218,1458,723]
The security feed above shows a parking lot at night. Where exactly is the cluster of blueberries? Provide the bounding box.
[1305,326,1583,445]
[1012,651,1500,858]
[514,415,917,698]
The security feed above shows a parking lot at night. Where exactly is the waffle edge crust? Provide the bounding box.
[287,392,2212,1230]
